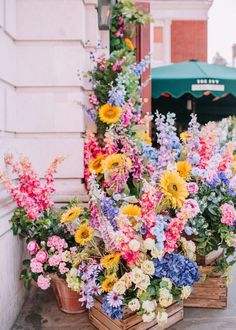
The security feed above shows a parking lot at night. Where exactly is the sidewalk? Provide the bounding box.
[12,267,236,330]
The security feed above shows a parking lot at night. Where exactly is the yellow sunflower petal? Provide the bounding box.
[74,225,93,245]
[100,253,121,269]
[101,275,117,292]
[61,207,82,223]
[121,204,141,217]
[89,154,105,174]
[124,38,135,51]
[177,161,192,180]
[99,104,122,124]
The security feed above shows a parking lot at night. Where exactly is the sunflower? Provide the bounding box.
[61,207,82,223]
[121,204,142,217]
[101,275,117,292]
[136,131,152,145]
[74,225,93,245]
[89,154,105,174]
[100,252,121,269]
[177,161,192,180]
[124,38,135,51]
[99,104,122,124]
[102,154,132,172]
[160,170,189,209]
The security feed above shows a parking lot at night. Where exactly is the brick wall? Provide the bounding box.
[171,20,207,63]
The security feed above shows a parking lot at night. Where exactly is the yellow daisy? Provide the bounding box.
[101,275,117,292]
[177,161,192,180]
[74,225,93,245]
[61,207,82,223]
[124,38,135,51]
[102,154,132,172]
[121,204,141,217]
[160,170,189,209]
[100,252,121,269]
[99,104,122,124]
[89,154,105,174]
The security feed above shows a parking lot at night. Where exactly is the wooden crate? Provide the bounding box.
[89,298,183,330]
[184,266,228,309]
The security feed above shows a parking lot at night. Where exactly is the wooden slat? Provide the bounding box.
[90,307,122,330]
[184,298,227,309]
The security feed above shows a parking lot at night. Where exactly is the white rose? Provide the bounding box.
[143,238,155,251]
[142,300,157,313]
[129,239,141,252]
[141,260,155,275]
[113,281,127,295]
[161,277,172,290]
[181,286,192,299]
[136,274,150,291]
[156,311,168,325]
[130,268,145,284]
[142,312,156,323]
[128,298,141,311]
[159,288,171,298]
[159,292,173,308]
[151,247,164,259]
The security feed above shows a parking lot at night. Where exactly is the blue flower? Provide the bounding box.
[184,225,194,236]
[153,253,200,287]
[102,295,124,320]
[100,197,119,230]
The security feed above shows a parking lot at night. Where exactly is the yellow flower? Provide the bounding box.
[89,154,105,174]
[121,204,141,217]
[74,225,93,245]
[177,161,192,180]
[100,252,121,269]
[160,170,189,209]
[101,275,117,292]
[180,131,191,141]
[61,207,82,223]
[136,131,152,145]
[102,154,132,172]
[124,38,135,51]
[99,104,122,124]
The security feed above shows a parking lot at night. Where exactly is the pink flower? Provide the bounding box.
[186,182,199,194]
[99,65,105,71]
[48,255,61,267]
[59,262,69,274]
[37,275,51,290]
[27,240,38,255]
[35,250,48,263]
[30,258,43,273]
[70,247,77,254]
[182,199,200,218]
[220,203,236,226]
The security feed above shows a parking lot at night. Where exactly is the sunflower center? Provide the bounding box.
[81,230,89,238]
[172,184,178,191]
[106,109,115,118]
[68,212,74,217]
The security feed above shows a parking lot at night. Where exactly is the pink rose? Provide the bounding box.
[30,258,43,273]
[36,250,48,263]
[27,240,38,255]
[220,203,236,226]
[37,275,51,290]
[186,182,199,194]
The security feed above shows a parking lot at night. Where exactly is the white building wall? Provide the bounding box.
[0,1,108,329]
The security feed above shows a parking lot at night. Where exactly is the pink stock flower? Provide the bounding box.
[35,250,48,263]
[27,240,39,255]
[37,275,51,290]
[30,258,43,273]
[186,182,199,194]
[48,255,62,267]
[220,203,236,226]
[59,262,69,274]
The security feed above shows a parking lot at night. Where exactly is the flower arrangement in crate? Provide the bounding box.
[80,5,200,325]
[178,116,236,276]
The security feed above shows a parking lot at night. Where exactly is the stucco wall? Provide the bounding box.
[0,1,108,329]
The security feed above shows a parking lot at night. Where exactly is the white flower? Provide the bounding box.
[142,300,157,313]
[181,286,192,299]
[156,311,168,325]
[151,247,164,259]
[161,277,172,290]
[159,290,173,307]
[113,281,126,295]
[143,238,155,250]
[141,260,155,275]
[142,312,156,323]
[135,274,150,291]
[130,267,145,284]
[128,298,141,311]
[128,239,141,252]
[69,267,78,277]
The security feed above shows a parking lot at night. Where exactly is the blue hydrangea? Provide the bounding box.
[218,172,230,186]
[141,143,159,161]
[153,253,200,287]
[102,295,124,320]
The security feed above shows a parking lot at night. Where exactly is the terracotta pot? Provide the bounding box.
[51,275,86,314]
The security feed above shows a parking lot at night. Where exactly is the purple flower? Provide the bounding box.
[107,291,123,308]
